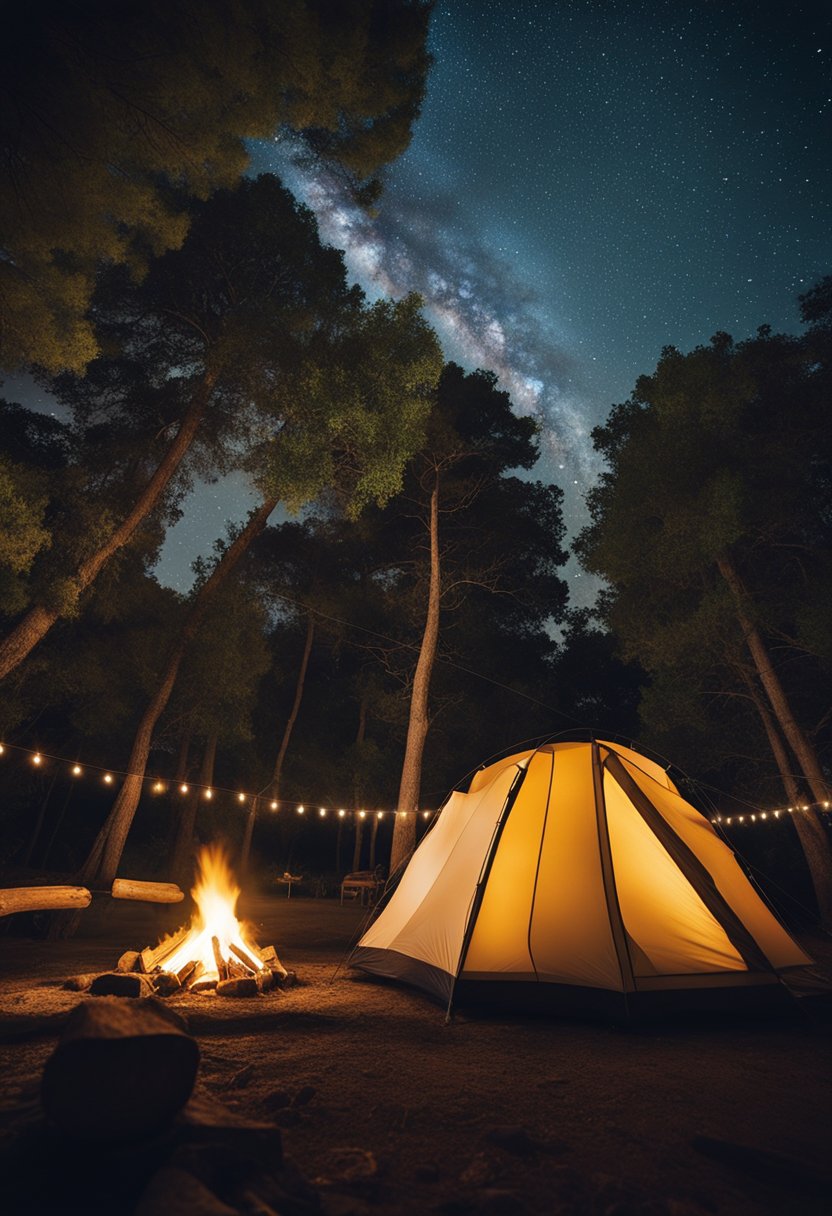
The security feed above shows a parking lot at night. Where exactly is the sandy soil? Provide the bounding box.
[0,894,830,1216]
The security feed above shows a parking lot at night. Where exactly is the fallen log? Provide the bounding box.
[41,997,199,1140]
[111,878,184,904]
[0,885,91,916]
[140,925,190,974]
[90,972,155,998]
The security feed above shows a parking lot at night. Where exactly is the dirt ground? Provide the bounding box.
[0,893,830,1216]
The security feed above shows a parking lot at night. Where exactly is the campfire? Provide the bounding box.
[67,845,293,999]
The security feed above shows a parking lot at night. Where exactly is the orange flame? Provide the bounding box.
[162,845,259,980]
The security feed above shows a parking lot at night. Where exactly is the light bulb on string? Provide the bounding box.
[33,752,42,766]
[204,788,213,800]
[422,810,430,819]
[338,809,346,818]
[103,773,113,784]
[377,811,384,820]
[71,764,82,776]
[297,805,305,814]
[358,810,366,819]
[270,801,278,811]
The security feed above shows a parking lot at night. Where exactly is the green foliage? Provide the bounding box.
[576,289,832,802]
[250,292,443,515]
[1,1,432,373]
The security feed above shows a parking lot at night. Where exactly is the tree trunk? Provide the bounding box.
[21,769,58,867]
[0,369,219,682]
[369,813,379,870]
[352,817,364,871]
[272,612,315,795]
[240,612,315,875]
[739,667,832,927]
[171,733,217,887]
[353,692,368,808]
[391,474,441,873]
[81,495,278,890]
[174,728,194,785]
[718,554,830,804]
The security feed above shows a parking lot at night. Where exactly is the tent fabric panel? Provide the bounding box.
[350,947,453,1003]
[603,770,747,974]
[617,757,812,970]
[600,741,677,792]
[358,766,521,976]
[462,750,552,976]
[528,744,623,991]
[467,750,533,794]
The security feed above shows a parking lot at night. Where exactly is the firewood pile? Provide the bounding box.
[64,931,296,1000]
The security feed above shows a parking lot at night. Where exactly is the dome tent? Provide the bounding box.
[350,739,811,1018]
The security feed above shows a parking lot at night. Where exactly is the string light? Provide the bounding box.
[0,742,441,822]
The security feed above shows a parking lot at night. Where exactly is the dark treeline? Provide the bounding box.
[0,3,829,927]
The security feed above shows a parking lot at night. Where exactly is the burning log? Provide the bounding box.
[176,959,202,987]
[41,998,199,1140]
[211,935,228,981]
[117,950,141,973]
[229,942,261,974]
[216,977,258,998]
[152,971,182,997]
[0,885,91,916]
[191,979,218,993]
[139,925,190,974]
[258,945,288,978]
[111,878,184,904]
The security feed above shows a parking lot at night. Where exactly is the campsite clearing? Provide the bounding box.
[0,896,829,1216]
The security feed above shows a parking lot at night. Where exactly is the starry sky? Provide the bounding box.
[51,1,832,598]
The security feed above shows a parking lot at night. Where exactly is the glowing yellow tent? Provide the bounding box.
[351,740,811,1017]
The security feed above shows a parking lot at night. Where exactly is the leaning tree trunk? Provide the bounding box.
[390,474,441,873]
[738,666,832,927]
[0,368,219,682]
[718,555,830,805]
[240,611,315,875]
[171,733,217,887]
[77,495,279,892]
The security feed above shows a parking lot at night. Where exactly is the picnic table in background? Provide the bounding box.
[340,870,384,906]
[275,872,304,899]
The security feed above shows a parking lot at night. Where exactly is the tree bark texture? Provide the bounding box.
[391,475,441,873]
[171,733,217,887]
[85,495,278,889]
[0,369,219,682]
[717,554,830,804]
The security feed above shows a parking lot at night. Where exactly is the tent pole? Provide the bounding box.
[444,761,530,1023]
[591,740,636,1015]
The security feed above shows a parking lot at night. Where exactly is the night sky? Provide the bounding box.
[45,1,832,597]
